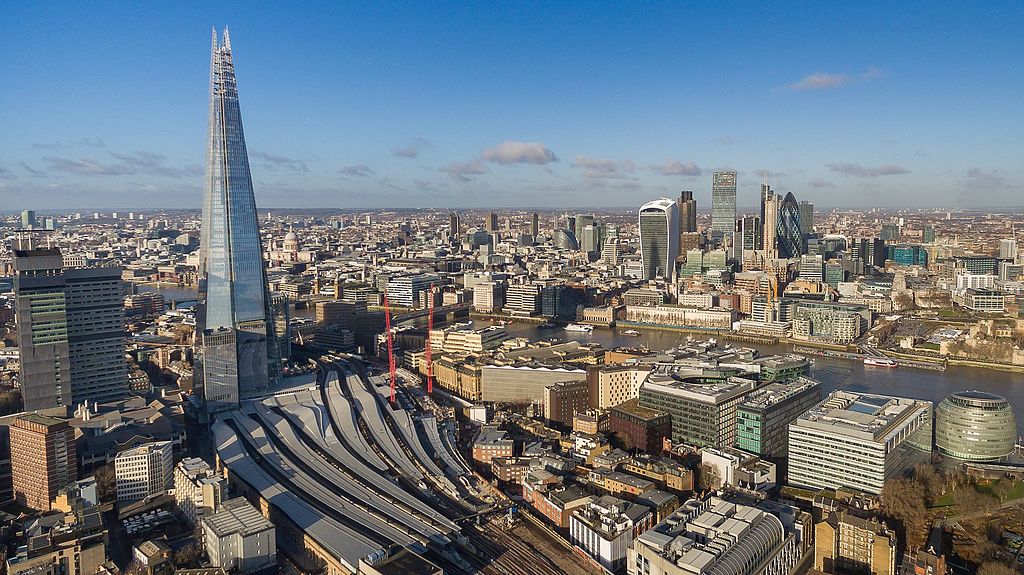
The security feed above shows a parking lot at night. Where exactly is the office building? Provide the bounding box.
[5,505,105,575]
[448,212,460,239]
[480,364,587,404]
[935,391,1016,462]
[922,224,936,244]
[710,171,737,238]
[429,323,509,355]
[486,212,499,232]
[776,192,804,258]
[736,377,821,472]
[815,511,897,575]
[791,301,871,344]
[736,215,761,255]
[196,29,280,414]
[628,496,805,575]
[202,498,276,574]
[678,190,697,233]
[386,273,442,308]
[570,495,653,573]
[11,414,77,511]
[788,391,932,495]
[638,369,758,448]
[114,441,173,503]
[761,184,780,260]
[504,283,541,316]
[531,212,540,239]
[20,209,36,229]
[798,200,814,235]
[887,244,928,266]
[700,447,777,492]
[125,292,166,322]
[175,457,227,527]
[639,199,680,280]
[13,247,128,410]
[472,280,505,312]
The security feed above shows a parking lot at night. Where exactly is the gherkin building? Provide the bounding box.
[776,192,804,258]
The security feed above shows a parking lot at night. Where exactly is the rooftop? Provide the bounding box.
[793,390,932,441]
[202,498,273,538]
[739,377,820,410]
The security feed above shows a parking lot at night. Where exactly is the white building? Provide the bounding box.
[700,447,777,493]
[174,457,226,527]
[114,441,173,503]
[504,283,541,316]
[473,281,505,313]
[788,391,932,495]
[570,495,652,573]
[202,498,276,574]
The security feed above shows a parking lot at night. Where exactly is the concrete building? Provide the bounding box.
[628,496,804,575]
[5,506,105,575]
[175,457,226,527]
[638,370,759,448]
[13,247,128,410]
[386,273,442,308]
[11,414,77,511]
[504,283,541,316]
[429,324,509,355]
[625,305,736,330]
[700,447,777,493]
[935,391,1017,462]
[815,511,896,575]
[788,391,933,495]
[114,440,173,503]
[202,498,277,574]
[587,364,653,410]
[569,495,653,573]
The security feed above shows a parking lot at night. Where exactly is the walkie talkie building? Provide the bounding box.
[196,28,278,414]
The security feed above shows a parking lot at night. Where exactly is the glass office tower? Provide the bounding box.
[710,171,737,238]
[638,198,680,280]
[776,192,805,258]
[196,28,279,414]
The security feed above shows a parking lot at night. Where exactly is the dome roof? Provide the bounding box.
[284,231,298,241]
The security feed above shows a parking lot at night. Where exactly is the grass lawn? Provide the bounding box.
[930,493,956,508]
[976,480,1024,502]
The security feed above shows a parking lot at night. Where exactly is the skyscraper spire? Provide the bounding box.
[196,28,279,415]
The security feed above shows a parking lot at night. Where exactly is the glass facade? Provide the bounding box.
[936,391,1016,462]
[638,199,679,280]
[776,192,804,258]
[197,29,278,413]
[711,171,737,237]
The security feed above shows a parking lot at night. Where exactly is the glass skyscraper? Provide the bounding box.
[638,198,680,280]
[710,171,737,238]
[776,192,804,258]
[197,28,279,414]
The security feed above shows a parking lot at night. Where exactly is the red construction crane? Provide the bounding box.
[425,283,435,394]
[383,291,397,404]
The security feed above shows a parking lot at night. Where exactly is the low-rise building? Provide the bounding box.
[620,455,694,493]
[608,399,671,454]
[544,379,590,428]
[815,511,897,575]
[472,426,514,467]
[700,447,777,493]
[570,495,653,573]
[202,498,277,575]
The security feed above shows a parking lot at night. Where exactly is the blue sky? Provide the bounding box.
[1,1,1022,210]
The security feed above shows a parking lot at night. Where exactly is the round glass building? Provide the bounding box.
[935,391,1017,462]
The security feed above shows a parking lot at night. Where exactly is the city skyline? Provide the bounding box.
[2,2,1023,209]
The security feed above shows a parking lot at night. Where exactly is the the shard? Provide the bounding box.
[196,28,278,414]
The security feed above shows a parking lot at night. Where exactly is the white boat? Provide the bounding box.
[564,323,594,333]
[621,329,641,336]
[864,357,898,368]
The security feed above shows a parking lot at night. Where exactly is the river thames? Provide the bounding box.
[138,284,1023,433]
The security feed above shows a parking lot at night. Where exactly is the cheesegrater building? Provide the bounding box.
[196,28,279,414]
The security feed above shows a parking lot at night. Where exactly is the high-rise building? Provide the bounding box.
[486,212,499,232]
[736,377,821,476]
[678,190,697,233]
[531,212,540,240]
[998,238,1017,261]
[20,210,36,229]
[797,200,814,235]
[114,441,173,503]
[761,185,779,260]
[13,247,128,410]
[639,369,758,448]
[735,215,761,255]
[11,414,77,511]
[448,212,460,239]
[196,29,280,414]
[638,198,680,280]
[923,224,936,244]
[776,192,804,258]
[710,171,737,238]
[788,391,932,495]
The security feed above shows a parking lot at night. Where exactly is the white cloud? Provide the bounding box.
[650,160,701,177]
[482,140,558,165]
[826,162,910,177]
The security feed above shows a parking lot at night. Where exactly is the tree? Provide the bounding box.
[94,465,116,502]
[0,390,22,416]
[173,542,204,568]
[882,477,928,549]
[914,464,945,506]
[991,479,1014,502]
[977,562,1017,575]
